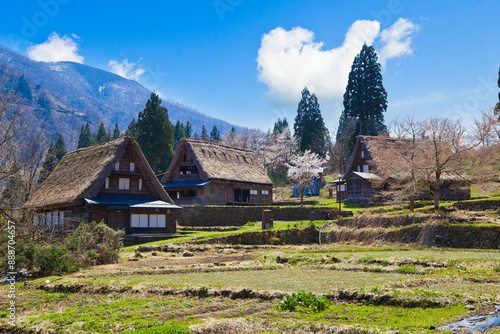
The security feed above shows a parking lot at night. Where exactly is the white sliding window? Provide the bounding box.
[131,214,140,227]
[139,214,148,228]
[119,178,130,190]
[149,214,158,228]
[157,215,166,228]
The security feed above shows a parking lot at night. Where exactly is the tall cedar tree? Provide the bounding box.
[96,122,109,144]
[112,123,121,139]
[293,87,327,156]
[135,92,174,173]
[174,121,186,143]
[38,134,66,183]
[185,121,192,137]
[340,43,387,151]
[77,122,93,149]
[210,126,220,141]
[201,125,208,141]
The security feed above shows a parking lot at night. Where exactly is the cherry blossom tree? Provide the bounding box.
[288,150,328,205]
[262,126,296,184]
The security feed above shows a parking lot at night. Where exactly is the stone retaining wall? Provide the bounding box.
[453,199,500,211]
[176,206,352,227]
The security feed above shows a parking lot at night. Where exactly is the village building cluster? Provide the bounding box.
[25,135,471,234]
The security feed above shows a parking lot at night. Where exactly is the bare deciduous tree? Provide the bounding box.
[368,116,488,211]
[0,79,47,214]
[367,115,425,211]
[221,128,264,151]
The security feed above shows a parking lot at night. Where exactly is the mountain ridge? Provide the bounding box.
[0,44,242,149]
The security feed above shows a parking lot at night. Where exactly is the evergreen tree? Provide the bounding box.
[293,87,327,156]
[341,43,387,139]
[54,133,66,162]
[1,171,24,208]
[185,121,192,137]
[17,75,32,100]
[112,123,121,139]
[230,126,236,134]
[124,118,137,137]
[37,95,50,110]
[174,120,186,143]
[135,92,174,172]
[201,125,208,141]
[96,122,108,144]
[38,134,66,183]
[77,122,93,149]
[193,132,199,140]
[273,118,289,134]
[210,126,220,141]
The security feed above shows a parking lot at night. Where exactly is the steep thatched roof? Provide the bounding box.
[25,137,174,209]
[162,139,272,185]
[344,135,470,183]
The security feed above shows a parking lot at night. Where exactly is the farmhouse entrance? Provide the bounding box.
[234,188,250,204]
[110,212,129,231]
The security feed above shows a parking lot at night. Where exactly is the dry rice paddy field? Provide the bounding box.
[1,235,500,334]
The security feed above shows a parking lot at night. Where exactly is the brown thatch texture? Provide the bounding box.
[349,135,470,183]
[163,139,272,185]
[25,137,173,208]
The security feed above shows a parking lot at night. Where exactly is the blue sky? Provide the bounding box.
[1,0,499,134]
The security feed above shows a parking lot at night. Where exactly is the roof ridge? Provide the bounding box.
[69,136,129,156]
[182,138,256,153]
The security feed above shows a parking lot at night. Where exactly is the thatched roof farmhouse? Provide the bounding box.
[333,136,471,203]
[162,139,273,205]
[25,137,180,234]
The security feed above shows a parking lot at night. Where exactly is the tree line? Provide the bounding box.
[2,44,500,211]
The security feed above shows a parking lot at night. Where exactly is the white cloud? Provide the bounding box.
[108,58,145,81]
[257,19,419,105]
[27,32,84,63]
[378,18,420,67]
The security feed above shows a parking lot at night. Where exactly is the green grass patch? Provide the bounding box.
[131,324,190,334]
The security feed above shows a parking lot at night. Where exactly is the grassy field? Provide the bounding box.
[2,237,500,333]
[2,192,500,333]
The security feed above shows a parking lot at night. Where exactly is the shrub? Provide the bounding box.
[65,221,124,267]
[244,221,255,226]
[396,266,418,274]
[277,291,330,313]
[37,244,77,276]
[0,239,38,274]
